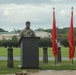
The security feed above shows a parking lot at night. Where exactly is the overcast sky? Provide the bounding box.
[0,0,76,31]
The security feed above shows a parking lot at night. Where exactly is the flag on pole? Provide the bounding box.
[52,8,58,58]
[68,7,75,59]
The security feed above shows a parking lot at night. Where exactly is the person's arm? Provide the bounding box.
[19,30,24,37]
[32,30,36,37]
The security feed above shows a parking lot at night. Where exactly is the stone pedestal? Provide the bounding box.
[57,47,62,62]
[7,46,14,68]
[43,47,48,63]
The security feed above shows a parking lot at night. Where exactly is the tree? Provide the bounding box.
[0,28,8,32]
[35,28,44,31]
[39,38,52,47]
[60,34,69,47]
[11,35,19,47]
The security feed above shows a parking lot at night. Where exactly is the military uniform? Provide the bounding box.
[20,28,35,37]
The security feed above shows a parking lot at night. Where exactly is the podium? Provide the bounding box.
[20,37,40,68]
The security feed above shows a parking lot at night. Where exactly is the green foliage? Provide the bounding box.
[0,37,52,47]
[61,39,69,47]
[39,38,52,47]
[11,35,19,47]
[57,28,69,34]
[0,27,76,47]
[44,29,52,32]
[0,36,19,47]
[35,28,44,31]
[60,34,69,47]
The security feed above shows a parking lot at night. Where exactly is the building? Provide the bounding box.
[35,31,51,38]
[0,31,51,40]
[0,32,19,40]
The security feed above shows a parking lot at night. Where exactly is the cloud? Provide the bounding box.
[50,0,62,2]
[0,0,75,5]
[60,10,66,16]
[0,0,50,4]
[0,4,52,25]
[0,1,76,31]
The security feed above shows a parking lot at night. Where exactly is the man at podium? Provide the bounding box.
[20,21,35,37]
[19,21,40,68]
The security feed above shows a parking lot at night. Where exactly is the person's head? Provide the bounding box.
[25,21,30,29]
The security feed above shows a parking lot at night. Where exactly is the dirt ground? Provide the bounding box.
[28,70,76,75]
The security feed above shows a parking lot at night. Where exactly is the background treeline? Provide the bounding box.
[0,27,76,47]
[0,36,70,47]
[0,36,19,47]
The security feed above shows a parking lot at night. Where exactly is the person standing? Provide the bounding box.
[20,21,35,37]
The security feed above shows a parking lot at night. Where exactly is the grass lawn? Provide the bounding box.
[0,60,76,74]
[0,47,74,57]
[0,47,76,74]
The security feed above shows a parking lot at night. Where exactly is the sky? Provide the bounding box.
[0,0,76,31]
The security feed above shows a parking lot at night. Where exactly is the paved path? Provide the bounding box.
[0,74,15,75]
[29,70,76,75]
[1,70,76,75]
[1,56,76,60]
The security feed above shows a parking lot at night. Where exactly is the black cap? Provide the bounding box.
[26,21,30,25]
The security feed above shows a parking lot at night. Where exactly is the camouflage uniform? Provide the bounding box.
[20,28,35,37]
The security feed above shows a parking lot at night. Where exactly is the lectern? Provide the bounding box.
[20,37,40,68]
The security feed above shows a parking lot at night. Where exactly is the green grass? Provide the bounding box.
[0,60,22,74]
[39,60,76,70]
[0,60,76,74]
[0,47,76,74]
[0,47,72,57]
[0,47,20,56]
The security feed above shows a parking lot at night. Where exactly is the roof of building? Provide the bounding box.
[0,32,19,34]
[0,31,51,38]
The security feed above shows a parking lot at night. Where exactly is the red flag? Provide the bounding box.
[68,9,75,59]
[52,9,58,58]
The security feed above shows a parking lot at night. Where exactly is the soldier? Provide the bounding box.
[20,21,35,37]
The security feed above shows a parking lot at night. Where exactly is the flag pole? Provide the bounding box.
[53,7,56,66]
[55,57,57,66]
[72,58,73,65]
[71,7,74,66]
[53,7,57,66]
